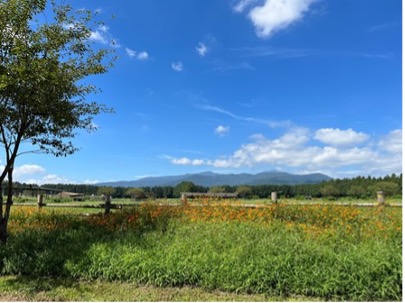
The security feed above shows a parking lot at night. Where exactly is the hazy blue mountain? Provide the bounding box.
[97,171,331,187]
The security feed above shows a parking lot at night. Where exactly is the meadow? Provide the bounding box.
[0,200,402,301]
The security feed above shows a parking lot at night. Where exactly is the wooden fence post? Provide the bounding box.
[181,193,188,206]
[104,195,111,215]
[37,194,44,210]
[377,191,385,205]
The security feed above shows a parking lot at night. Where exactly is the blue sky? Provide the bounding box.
[10,0,402,184]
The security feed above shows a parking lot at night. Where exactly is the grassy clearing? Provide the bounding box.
[0,202,402,301]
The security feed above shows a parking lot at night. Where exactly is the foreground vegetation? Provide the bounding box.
[0,202,402,301]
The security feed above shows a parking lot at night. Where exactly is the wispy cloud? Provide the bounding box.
[125,47,137,58]
[353,51,394,60]
[195,35,216,57]
[210,60,254,72]
[233,46,394,60]
[233,46,312,59]
[86,15,149,59]
[232,0,260,13]
[368,20,400,32]
[196,42,208,56]
[89,24,121,48]
[198,103,291,128]
[199,104,243,120]
[126,48,150,60]
[171,61,183,72]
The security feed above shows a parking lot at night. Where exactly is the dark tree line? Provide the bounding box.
[6,173,399,200]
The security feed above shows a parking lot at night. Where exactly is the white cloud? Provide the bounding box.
[40,174,74,184]
[170,157,205,166]
[5,164,81,185]
[196,42,208,56]
[17,174,74,185]
[171,61,183,72]
[215,125,230,136]
[378,129,402,154]
[234,0,318,38]
[314,128,370,146]
[125,47,137,58]
[87,21,149,58]
[195,35,216,58]
[311,146,376,168]
[137,51,149,60]
[89,30,108,44]
[13,164,46,179]
[98,25,109,33]
[232,0,259,12]
[206,127,311,168]
[125,48,149,60]
[89,25,121,47]
[83,179,100,185]
[168,127,402,177]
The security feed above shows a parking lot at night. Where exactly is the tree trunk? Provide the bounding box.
[0,183,6,245]
[0,218,7,245]
[0,166,14,245]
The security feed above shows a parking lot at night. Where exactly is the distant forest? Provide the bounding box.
[12,173,402,200]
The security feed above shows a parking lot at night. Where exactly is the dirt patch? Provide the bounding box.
[0,294,28,301]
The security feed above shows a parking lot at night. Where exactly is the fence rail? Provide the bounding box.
[12,194,125,215]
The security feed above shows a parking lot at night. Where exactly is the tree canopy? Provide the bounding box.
[0,0,114,244]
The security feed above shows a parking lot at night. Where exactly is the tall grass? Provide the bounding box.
[0,203,402,301]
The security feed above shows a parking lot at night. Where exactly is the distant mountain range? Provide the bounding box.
[97,171,332,188]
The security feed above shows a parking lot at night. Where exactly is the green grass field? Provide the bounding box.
[0,200,402,301]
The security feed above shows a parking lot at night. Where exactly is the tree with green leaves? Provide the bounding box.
[126,187,146,201]
[208,186,227,193]
[369,181,400,197]
[0,0,114,244]
[173,181,198,198]
[235,185,252,198]
[97,186,116,197]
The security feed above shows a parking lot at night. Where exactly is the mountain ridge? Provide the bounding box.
[97,171,332,187]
